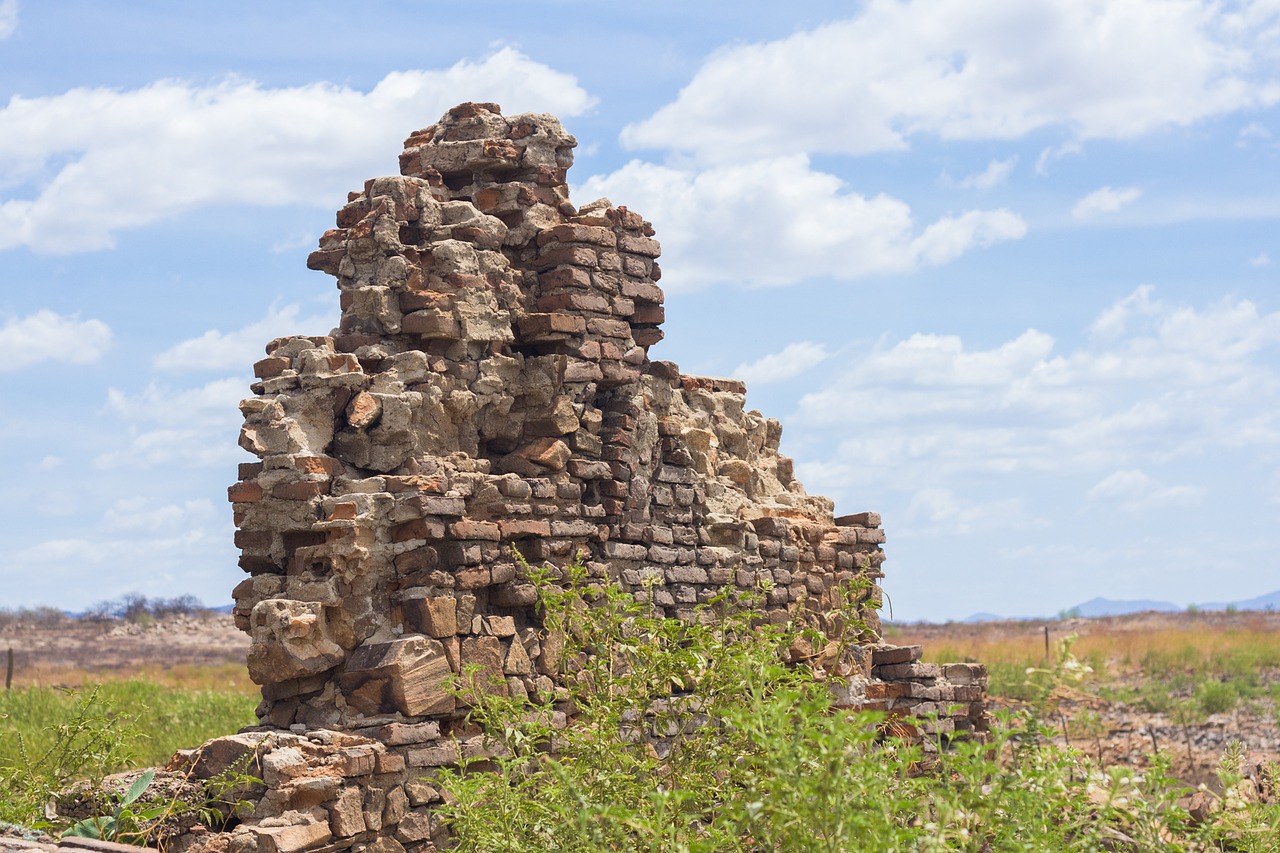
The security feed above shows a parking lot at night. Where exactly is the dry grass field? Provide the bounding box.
[888,610,1280,786]
[0,612,253,695]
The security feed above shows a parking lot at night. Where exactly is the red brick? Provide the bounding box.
[271,481,327,501]
[295,456,343,475]
[618,235,661,257]
[535,291,611,313]
[253,357,291,379]
[227,482,263,503]
[498,519,551,538]
[392,518,447,542]
[402,310,461,339]
[634,327,664,347]
[328,502,358,521]
[632,304,665,325]
[537,266,591,289]
[449,520,501,541]
[234,530,272,549]
[533,246,598,270]
[536,224,616,248]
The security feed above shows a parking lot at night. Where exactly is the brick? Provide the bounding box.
[271,480,327,500]
[254,356,291,378]
[449,519,501,541]
[538,224,617,248]
[392,518,447,542]
[404,596,457,638]
[402,310,461,339]
[227,481,263,503]
[499,518,551,538]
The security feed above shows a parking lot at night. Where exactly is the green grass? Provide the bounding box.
[1,680,256,770]
[434,563,1280,852]
[0,679,257,827]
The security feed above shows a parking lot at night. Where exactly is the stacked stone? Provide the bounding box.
[847,645,988,746]
[229,102,927,738]
[230,99,987,732]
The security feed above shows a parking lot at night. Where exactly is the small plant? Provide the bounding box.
[1194,679,1238,716]
[63,769,162,843]
[58,758,262,849]
[0,686,138,826]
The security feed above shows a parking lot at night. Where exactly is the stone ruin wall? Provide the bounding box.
[43,104,988,853]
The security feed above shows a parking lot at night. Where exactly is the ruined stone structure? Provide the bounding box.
[47,104,988,853]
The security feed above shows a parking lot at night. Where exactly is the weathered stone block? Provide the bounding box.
[338,637,454,717]
[403,596,457,638]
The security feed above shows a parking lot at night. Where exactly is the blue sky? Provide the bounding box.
[2,0,1279,621]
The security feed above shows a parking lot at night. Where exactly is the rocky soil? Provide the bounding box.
[0,614,248,685]
[892,611,1280,787]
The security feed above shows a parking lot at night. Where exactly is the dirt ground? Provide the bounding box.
[0,613,248,687]
[891,611,1280,786]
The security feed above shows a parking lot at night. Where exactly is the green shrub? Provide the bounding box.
[0,686,138,826]
[432,559,1264,852]
[1194,680,1239,716]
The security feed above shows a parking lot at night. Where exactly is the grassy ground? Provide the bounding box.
[0,672,258,771]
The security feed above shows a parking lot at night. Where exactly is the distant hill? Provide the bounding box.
[1198,589,1280,612]
[949,588,1280,623]
[1068,597,1181,618]
[961,612,1005,624]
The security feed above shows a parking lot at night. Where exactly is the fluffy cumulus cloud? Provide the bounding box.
[734,342,830,385]
[0,48,594,253]
[1072,185,1144,219]
[154,302,336,373]
[622,0,1280,162]
[794,286,1280,504]
[577,156,1026,289]
[0,309,111,369]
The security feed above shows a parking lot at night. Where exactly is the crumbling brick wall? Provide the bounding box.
[34,103,990,853]
[228,102,927,733]
[159,102,992,853]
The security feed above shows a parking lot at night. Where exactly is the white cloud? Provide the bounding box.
[1252,251,1272,267]
[0,309,111,369]
[577,155,1026,290]
[34,455,61,471]
[96,378,248,469]
[1088,283,1160,338]
[622,0,1280,162]
[1035,140,1084,175]
[102,497,217,532]
[734,342,830,385]
[1086,468,1203,511]
[1072,185,1143,219]
[903,487,1042,536]
[794,287,1280,500]
[946,157,1017,190]
[0,1,17,39]
[1236,121,1274,147]
[0,48,595,253]
[104,377,246,426]
[94,427,245,470]
[155,302,335,373]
